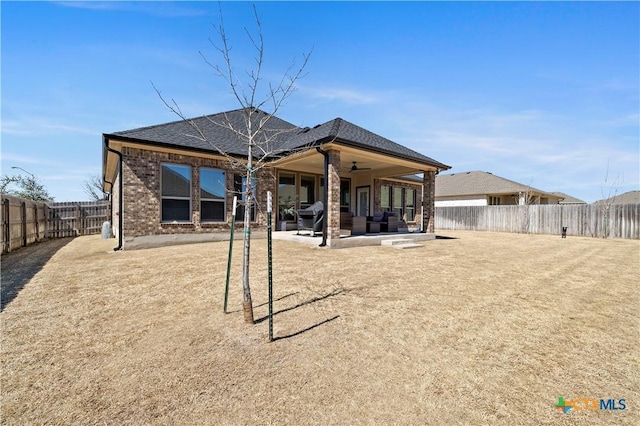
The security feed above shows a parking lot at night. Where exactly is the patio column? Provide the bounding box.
[326,149,341,246]
[422,171,436,233]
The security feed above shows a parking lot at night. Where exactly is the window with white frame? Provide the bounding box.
[200,168,226,222]
[393,187,404,218]
[381,185,391,212]
[161,163,191,222]
[405,189,416,221]
[380,183,417,221]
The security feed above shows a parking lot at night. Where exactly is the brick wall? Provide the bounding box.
[373,178,423,221]
[422,171,436,233]
[326,149,341,242]
[121,147,274,237]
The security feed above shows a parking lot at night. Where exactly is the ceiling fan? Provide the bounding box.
[349,161,371,172]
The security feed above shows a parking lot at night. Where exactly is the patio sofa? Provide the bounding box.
[367,211,399,232]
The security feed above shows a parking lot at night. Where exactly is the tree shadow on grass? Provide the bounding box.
[254,288,344,324]
[225,292,299,314]
[272,315,340,341]
[1,238,74,312]
[436,235,459,240]
[254,291,299,309]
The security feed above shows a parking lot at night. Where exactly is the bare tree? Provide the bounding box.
[1,174,53,202]
[514,181,536,233]
[155,4,311,323]
[596,161,623,238]
[83,174,107,201]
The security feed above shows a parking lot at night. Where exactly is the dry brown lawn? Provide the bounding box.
[1,231,638,425]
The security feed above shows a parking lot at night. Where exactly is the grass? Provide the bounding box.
[1,231,638,425]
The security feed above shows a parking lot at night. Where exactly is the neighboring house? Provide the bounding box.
[594,190,640,205]
[435,171,563,206]
[102,108,450,248]
[550,192,586,205]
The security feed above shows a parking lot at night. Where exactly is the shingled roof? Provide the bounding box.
[594,190,640,205]
[436,171,560,199]
[282,118,449,169]
[106,108,300,157]
[550,192,586,204]
[104,108,449,170]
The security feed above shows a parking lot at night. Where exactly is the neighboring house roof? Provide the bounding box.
[104,108,450,170]
[550,192,586,204]
[435,170,561,200]
[594,190,640,205]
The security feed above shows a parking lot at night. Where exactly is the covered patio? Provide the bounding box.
[271,118,450,247]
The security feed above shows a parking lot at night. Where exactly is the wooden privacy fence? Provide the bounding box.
[435,204,640,239]
[1,195,109,253]
[1,195,47,253]
[46,201,109,239]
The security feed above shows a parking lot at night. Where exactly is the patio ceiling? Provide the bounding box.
[271,143,434,179]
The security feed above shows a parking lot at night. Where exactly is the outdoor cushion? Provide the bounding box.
[372,211,385,222]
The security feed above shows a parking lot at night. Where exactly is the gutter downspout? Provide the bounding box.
[102,178,113,235]
[316,147,329,247]
[103,138,123,251]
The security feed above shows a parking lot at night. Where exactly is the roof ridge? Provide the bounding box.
[110,107,277,135]
[323,117,449,169]
[328,118,343,138]
[437,170,559,197]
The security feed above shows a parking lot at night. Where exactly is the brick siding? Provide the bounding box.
[373,178,423,222]
[121,147,274,237]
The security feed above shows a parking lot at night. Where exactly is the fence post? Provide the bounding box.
[74,204,79,236]
[34,204,39,242]
[21,201,27,248]
[3,198,9,253]
[45,204,51,239]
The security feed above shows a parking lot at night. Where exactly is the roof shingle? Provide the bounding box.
[436,170,560,199]
[594,190,640,205]
[105,108,449,170]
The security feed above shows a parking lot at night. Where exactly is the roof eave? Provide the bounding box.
[325,137,451,171]
[102,133,249,160]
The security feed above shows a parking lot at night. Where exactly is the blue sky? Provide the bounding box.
[2,1,638,203]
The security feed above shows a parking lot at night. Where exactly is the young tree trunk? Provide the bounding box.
[153,4,311,326]
[242,130,254,324]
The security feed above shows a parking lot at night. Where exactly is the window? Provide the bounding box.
[278,172,296,221]
[300,175,316,208]
[393,187,404,218]
[340,179,351,212]
[234,174,256,222]
[489,196,501,205]
[318,177,350,212]
[405,189,416,221]
[161,163,191,222]
[380,183,418,221]
[380,185,391,212]
[201,168,225,222]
